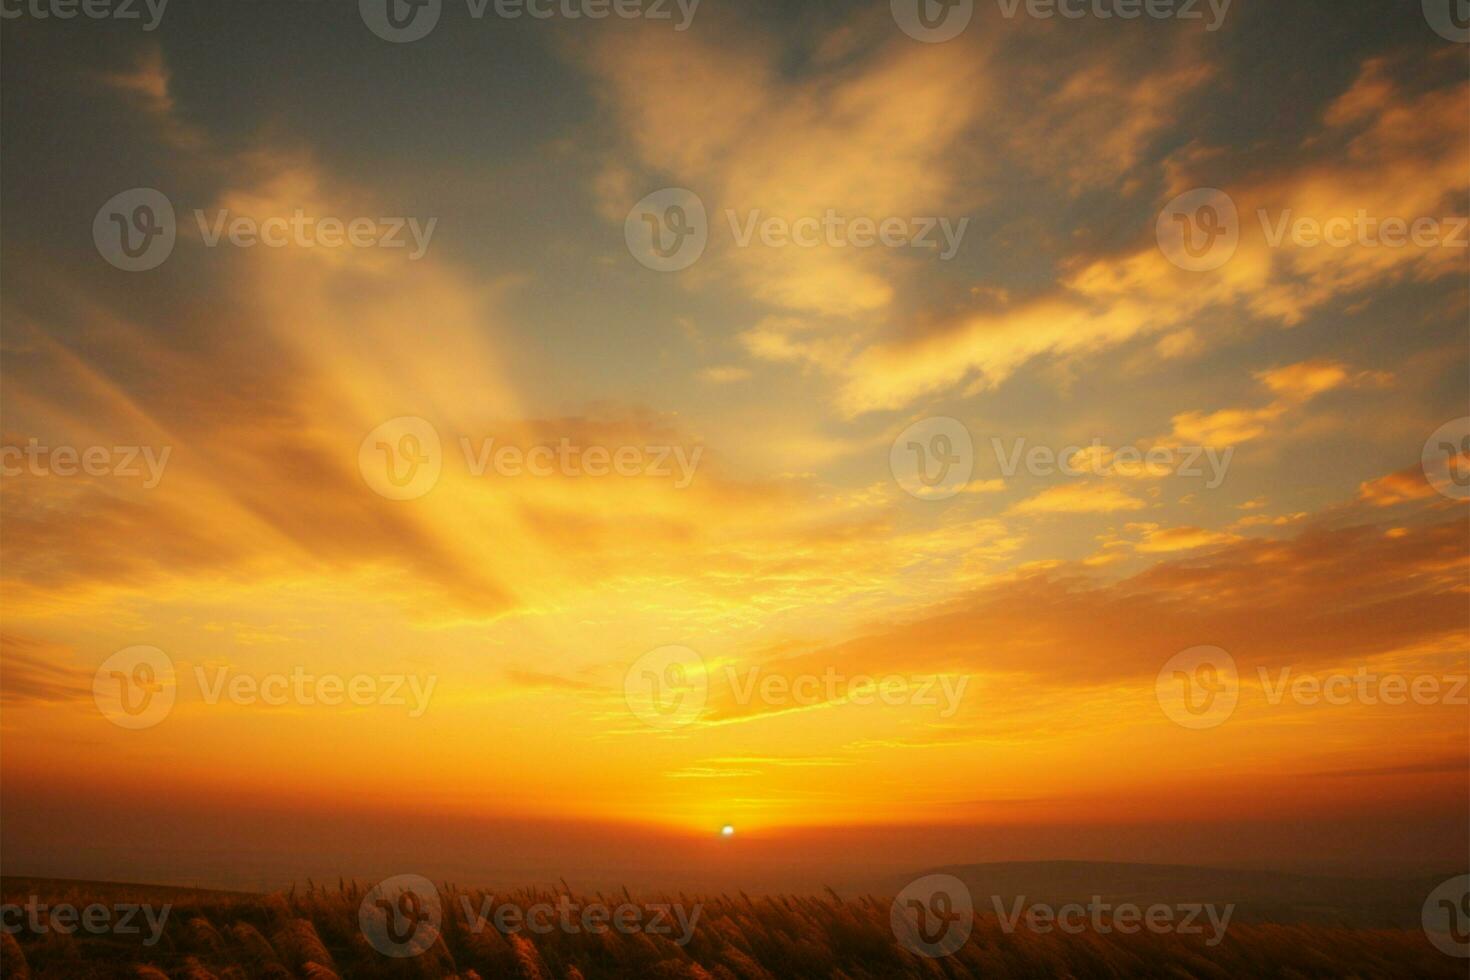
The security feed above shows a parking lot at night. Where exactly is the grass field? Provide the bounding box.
[1,877,1462,979]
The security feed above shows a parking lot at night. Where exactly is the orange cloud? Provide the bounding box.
[1167,359,1384,447]
[584,21,984,317]
[832,52,1465,415]
[1358,465,1438,507]
[1009,482,1147,515]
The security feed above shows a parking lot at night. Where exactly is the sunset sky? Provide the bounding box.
[1,0,1466,892]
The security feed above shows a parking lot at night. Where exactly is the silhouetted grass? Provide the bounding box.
[1,878,1459,979]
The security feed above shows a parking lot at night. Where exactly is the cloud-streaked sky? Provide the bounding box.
[1,0,1466,889]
